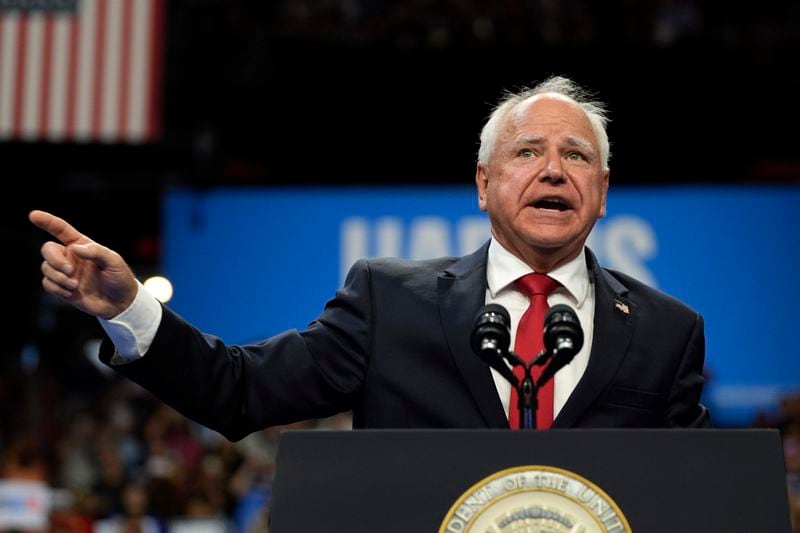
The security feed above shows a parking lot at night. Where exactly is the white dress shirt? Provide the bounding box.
[100,280,162,364]
[485,238,595,420]
[101,240,595,421]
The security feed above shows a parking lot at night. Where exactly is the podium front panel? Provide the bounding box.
[270,429,790,532]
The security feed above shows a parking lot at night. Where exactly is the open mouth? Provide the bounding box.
[533,197,572,211]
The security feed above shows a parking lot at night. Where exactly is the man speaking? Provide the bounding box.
[30,76,710,440]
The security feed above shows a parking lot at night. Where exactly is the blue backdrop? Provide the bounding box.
[162,185,800,426]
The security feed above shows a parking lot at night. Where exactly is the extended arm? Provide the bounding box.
[96,260,375,441]
[32,210,372,441]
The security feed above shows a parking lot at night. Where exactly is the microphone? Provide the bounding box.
[538,304,583,386]
[544,304,583,357]
[471,304,517,385]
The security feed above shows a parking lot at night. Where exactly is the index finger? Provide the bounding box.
[29,210,86,245]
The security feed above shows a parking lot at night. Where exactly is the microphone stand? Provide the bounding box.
[519,361,537,430]
[507,349,552,430]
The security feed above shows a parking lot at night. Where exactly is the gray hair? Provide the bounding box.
[477,76,611,170]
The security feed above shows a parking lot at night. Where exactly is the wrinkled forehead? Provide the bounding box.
[507,94,597,143]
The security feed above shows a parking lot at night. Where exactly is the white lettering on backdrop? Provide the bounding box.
[341,215,658,287]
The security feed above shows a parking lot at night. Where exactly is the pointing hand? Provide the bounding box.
[29,210,139,319]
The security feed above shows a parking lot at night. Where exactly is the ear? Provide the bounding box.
[598,169,610,218]
[476,163,489,212]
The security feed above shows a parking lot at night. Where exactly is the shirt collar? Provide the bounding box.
[486,237,590,308]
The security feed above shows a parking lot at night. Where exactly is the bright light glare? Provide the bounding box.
[143,275,174,303]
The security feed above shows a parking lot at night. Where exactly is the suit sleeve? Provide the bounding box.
[664,312,711,428]
[99,259,374,441]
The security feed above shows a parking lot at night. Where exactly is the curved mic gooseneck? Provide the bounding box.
[471,303,583,429]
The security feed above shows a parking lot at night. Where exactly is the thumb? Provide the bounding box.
[71,242,116,268]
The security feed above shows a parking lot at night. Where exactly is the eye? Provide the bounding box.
[518,148,535,158]
[567,151,586,161]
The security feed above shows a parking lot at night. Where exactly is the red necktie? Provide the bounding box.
[509,273,560,429]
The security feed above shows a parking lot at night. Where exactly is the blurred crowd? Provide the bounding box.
[0,305,351,532]
[757,394,800,532]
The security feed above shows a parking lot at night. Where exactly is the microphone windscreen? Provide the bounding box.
[475,303,510,324]
[471,304,511,355]
[543,304,584,355]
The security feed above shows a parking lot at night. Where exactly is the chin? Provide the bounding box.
[521,231,577,250]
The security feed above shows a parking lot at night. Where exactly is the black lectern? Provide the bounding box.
[269,429,791,532]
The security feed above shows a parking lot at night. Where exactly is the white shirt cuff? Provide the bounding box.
[98,281,163,364]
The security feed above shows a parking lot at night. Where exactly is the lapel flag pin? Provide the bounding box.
[615,301,630,315]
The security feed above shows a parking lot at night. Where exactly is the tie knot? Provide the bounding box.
[515,273,559,297]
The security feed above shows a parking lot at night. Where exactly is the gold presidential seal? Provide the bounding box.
[439,466,631,533]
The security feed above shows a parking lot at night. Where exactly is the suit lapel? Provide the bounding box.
[438,242,509,428]
[553,250,637,428]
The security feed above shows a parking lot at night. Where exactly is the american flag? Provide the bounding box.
[0,0,165,143]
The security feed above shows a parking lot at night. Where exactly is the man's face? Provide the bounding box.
[476,96,609,268]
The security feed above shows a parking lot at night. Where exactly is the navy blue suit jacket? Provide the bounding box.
[101,244,709,441]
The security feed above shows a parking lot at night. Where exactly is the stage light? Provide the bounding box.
[143,275,173,303]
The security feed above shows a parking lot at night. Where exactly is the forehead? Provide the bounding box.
[505,95,596,144]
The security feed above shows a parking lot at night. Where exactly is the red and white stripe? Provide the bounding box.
[0,0,164,143]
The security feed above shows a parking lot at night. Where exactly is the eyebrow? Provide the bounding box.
[564,135,596,155]
[515,134,545,145]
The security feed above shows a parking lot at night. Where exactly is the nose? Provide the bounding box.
[539,152,566,184]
